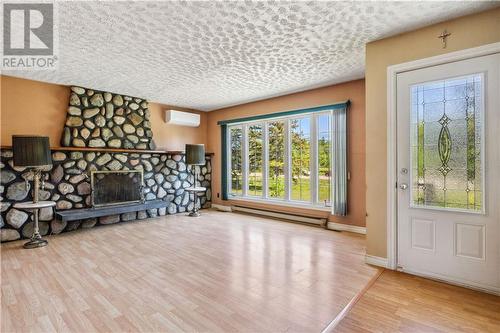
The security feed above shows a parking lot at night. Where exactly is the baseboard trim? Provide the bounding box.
[365,255,389,268]
[211,204,232,212]
[327,222,366,234]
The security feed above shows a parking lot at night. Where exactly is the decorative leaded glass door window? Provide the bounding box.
[410,74,484,212]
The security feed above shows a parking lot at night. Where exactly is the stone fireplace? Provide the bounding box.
[0,86,212,242]
[0,149,212,242]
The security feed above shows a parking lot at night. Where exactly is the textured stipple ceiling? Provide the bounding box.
[4,1,498,111]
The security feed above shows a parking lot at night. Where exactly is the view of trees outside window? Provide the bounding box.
[248,124,263,196]
[268,121,285,198]
[230,126,243,195]
[291,117,311,201]
[318,114,332,204]
[228,111,334,206]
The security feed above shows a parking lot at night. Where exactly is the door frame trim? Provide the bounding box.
[386,42,500,271]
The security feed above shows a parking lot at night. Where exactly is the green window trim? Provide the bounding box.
[217,101,350,126]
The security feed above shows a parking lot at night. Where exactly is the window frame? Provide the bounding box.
[226,110,335,209]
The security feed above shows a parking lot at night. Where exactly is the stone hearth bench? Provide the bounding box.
[55,200,170,223]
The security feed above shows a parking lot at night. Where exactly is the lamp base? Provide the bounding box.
[188,211,201,217]
[23,237,48,249]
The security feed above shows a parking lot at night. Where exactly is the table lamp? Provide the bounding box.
[185,144,205,217]
[12,135,52,248]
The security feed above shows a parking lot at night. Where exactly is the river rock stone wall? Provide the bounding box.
[0,149,211,242]
[62,86,155,150]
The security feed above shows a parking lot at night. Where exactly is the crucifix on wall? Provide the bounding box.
[438,29,452,48]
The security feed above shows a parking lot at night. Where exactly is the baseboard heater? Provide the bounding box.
[231,205,327,227]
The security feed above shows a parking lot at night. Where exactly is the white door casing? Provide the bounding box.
[396,53,500,294]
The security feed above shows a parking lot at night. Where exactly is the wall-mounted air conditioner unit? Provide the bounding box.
[165,110,200,127]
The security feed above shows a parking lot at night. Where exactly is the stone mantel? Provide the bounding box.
[0,146,214,156]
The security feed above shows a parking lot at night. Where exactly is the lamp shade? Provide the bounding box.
[185,144,205,165]
[12,135,52,167]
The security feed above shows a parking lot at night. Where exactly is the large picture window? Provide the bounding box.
[221,102,348,213]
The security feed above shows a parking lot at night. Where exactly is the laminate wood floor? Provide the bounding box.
[334,270,500,333]
[1,210,379,333]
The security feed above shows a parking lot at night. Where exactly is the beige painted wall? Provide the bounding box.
[0,75,207,151]
[148,102,207,151]
[365,8,500,258]
[207,79,366,227]
[1,75,69,146]
[1,75,365,227]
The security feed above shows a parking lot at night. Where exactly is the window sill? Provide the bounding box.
[228,196,332,212]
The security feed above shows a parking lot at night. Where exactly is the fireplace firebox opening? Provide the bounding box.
[90,170,144,207]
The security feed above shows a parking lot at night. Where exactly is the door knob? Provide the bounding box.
[399,183,408,190]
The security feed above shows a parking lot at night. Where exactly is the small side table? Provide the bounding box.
[13,201,55,249]
[185,187,206,217]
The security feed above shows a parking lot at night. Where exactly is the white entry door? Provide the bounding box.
[397,53,500,294]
